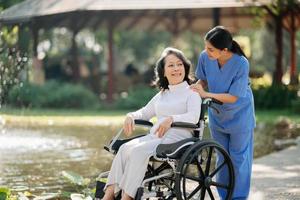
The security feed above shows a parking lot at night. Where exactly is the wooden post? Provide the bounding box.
[213,8,220,26]
[31,25,44,85]
[107,19,114,103]
[32,27,38,57]
[70,29,80,82]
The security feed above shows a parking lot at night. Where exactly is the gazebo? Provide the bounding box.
[0,0,267,101]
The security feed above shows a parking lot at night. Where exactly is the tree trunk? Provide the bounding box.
[70,30,80,82]
[289,13,298,85]
[273,17,284,85]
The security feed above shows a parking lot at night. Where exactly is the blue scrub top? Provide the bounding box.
[196,51,256,134]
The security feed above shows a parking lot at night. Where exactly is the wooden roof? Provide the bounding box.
[0,0,269,27]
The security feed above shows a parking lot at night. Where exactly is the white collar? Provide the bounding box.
[168,81,189,91]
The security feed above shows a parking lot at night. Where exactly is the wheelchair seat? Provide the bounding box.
[156,137,199,159]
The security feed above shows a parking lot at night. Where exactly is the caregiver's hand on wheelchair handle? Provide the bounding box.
[123,116,135,137]
[156,116,173,138]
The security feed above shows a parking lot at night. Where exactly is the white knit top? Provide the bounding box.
[128,81,202,141]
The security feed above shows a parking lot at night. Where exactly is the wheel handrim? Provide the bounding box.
[176,143,234,200]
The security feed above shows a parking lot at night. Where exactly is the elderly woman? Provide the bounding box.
[102,47,202,200]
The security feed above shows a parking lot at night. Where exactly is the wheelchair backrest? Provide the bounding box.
[192,98,222,138]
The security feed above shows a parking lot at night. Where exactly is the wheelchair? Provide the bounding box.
[95,98,235,200]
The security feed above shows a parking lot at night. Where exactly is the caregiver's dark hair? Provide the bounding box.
[205,26,246,58]
[154,47,192,90]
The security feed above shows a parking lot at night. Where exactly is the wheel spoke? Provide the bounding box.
[207,187,215,200]
[211,181,229,189]
[205,147,213,176]
[156,162,172,174]
[200,187,206,200]
[183,174,187,200]
[209,161,226,177]
[196,159,205,177]
[182,163,191,200]
[187,184,203,199]
[185,174,203,183]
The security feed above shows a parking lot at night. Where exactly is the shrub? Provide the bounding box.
[291,98,300,114]
[43,81,100,109]
[8,82,47,108]
[252,84,297,109]
[8,80,100,109]
[114,85,158,110]
[0,187,10,200]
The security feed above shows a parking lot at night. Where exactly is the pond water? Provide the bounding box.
[0,125,126,194]
[0,121,277,196]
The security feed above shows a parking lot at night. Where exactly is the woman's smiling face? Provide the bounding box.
[164,54,185,85]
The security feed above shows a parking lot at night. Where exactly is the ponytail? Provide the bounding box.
[205,26,247,58]
[231,40,246,58]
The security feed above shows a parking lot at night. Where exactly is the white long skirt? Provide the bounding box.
[105,129,192,198]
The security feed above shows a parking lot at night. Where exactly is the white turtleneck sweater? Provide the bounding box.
[128,81,202,141]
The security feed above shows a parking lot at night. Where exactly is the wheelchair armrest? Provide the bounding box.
[171,122,198,129]
[104,119,151,154]
[107,134,146,153]
[134,119,153,127]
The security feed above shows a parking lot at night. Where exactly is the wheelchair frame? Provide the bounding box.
[95,98,235,200]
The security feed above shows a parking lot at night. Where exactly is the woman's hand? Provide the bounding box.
[156,117,173,138]
[123,116,135,137]
[190,83,208,98]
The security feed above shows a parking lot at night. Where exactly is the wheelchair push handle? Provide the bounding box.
[201,98,222,117]
[211,98,223,105]
[202,97,223,105]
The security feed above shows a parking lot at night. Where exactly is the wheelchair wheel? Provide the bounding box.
[175,140,234,200]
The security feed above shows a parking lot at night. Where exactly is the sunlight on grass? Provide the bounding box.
[0,107,130,127]
[1,115,126,127]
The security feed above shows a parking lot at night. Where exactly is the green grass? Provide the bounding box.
[0,106,130,116]
[1,107,298,123]
[255,109,300,123]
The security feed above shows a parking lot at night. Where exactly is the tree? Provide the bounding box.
[0,0,25,10]
[0,26,28,106]
[254,0,300,85]
[282,1,300,85]
[0,0,28,105]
